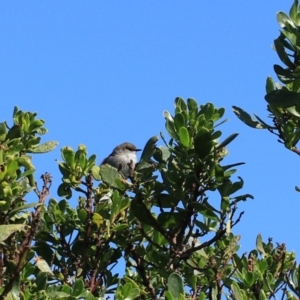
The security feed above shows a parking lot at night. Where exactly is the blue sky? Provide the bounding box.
[1,1,298,262]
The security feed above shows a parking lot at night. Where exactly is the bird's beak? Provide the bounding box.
[136,149,142,152]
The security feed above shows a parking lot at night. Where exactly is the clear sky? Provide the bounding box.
[1,1,298,261]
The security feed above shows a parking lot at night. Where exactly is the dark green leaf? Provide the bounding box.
[187,98,198,112]
[194,127,213,158]
[153,146,170,162]
[157,212,185,229]
[166,120,178,140]
[189,203,220,221]
[265,89,300,107]
[232,106,266,129]
[274,39,294,68]
[168,273,184,300]
[140,136,159,161]
[57,183,72,199]
[216,133,238,149]
[230,177,244,195]
[253,114,273,128]
[130,199,161,230]
[156,194,180,208]
[222,162,245,171]
[274,64,294,83]
[36,272,47,291]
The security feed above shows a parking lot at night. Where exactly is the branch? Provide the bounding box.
[0,173,52,300]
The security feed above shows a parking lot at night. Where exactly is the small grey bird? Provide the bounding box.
[101,142,141,178]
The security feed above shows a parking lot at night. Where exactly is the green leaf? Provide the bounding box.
[167,273,184,300]
[153,146,171,162]
[12,106,19,119]
[8,203,40,218]
[28,119,45,133]
[91,165,101,181]
[202,103,215,120]
[27,141,58,153]
[174,113,185,131]
[277,11,295,28]
[165,291,175,300]
[266,76,275,93]
[259,290,267,300]
[0,122,7,141]
[130,199,160,229]
[78,208,88,224]
[175,97,187,112]
[72,279,84,296]
[6,159,19,175]
[289,0,299,22]
[187,98,198,112]
[100,164,123,187]
[178,127,190,147]
[92,213,104,228]
[231,282,243,300]
[166,120,178,140]
[232,106,266,129]
[44,292,70,299]
[36,257,54,276]
[286,106,300,117]
[213,107,225,121]
[140,136,159,161]
[0,224,26,242]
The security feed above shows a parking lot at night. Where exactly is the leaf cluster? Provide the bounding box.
[233,0,300,156]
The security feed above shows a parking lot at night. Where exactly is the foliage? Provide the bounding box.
[0,98,299,300]
[233,0,300,159]
[0,1,300,299]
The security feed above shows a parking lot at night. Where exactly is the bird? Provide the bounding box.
[101,142,141,178]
